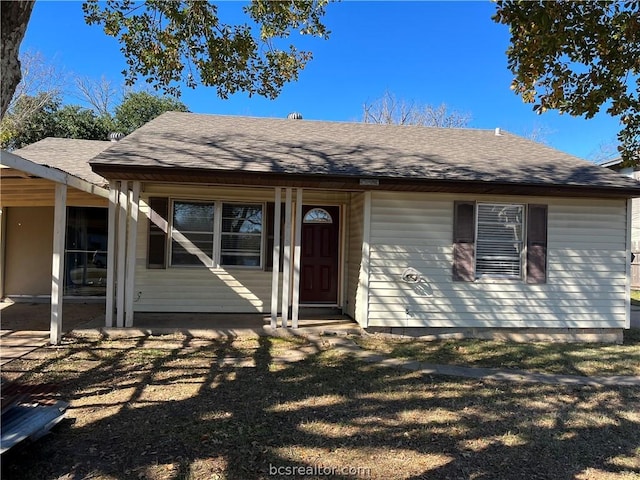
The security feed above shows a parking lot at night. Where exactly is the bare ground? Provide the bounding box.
[1,333,639,480]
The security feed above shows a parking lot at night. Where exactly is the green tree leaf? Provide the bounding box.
[493,1,640,164]
[113,91,188,134]
[82,0,330,100]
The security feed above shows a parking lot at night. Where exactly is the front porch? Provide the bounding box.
[79,309,361,339]
[105,183,368,332]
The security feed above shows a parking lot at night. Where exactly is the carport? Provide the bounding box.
[1,144,110,345]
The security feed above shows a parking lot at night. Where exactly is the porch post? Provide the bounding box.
[281,188,292,328]
[124,181,140,327]
[105,181,119,327]
[270,187,282,328]
[116,181,129,328]
[0,206,7,299]
[356,192,372,328]
[291,188,303,328]
[626,198,632,329]
[50,183,67,345]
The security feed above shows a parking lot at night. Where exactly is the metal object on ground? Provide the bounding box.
[1,401,68,454]
[1,381,68,454]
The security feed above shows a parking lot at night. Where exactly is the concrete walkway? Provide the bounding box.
[320,335,640,387]
[0,302,105,366]
[66,326,640,387]
[0,330,49,367]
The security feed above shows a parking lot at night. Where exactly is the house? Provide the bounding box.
[3,112,640,343]
[84,112,640,342]
[600,157,640,288]
[0,138,111,343]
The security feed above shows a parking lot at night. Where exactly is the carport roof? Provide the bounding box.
[11,137,111,187]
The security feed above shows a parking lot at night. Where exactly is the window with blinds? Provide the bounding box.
[475,203,524,279]
[220,203,263,267]
[169,200,263,268]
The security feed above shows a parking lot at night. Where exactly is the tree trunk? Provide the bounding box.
[1,0,35,119]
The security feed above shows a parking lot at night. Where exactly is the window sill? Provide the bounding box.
[168,264,263,271]
[474,276,523,283]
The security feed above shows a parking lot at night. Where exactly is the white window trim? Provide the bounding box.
[474,202,525,281]
[213,202,222,268]
[169,199,264,269]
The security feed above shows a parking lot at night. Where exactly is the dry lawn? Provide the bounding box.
[356,329,640,377]
[1,333,638,480]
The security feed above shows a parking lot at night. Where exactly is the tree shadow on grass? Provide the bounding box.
[372,334,640,377]
[1,334,639,480]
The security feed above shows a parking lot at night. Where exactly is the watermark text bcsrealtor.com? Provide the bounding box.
[268,463,372,478]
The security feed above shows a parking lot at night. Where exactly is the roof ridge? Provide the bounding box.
[156,110,516,135]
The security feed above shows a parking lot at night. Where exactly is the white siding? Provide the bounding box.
[135,186,275,312]
[345,192,365,318]
[367,192,628,329]
[632,172,640,247]
[134,185,350,313]
[134,267,273,312]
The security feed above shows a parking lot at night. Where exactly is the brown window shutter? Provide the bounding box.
[147,197,168,269]
[452,201,476,282]
[527,204,548,284]
[265,202,275,271]
[264,202,284,272]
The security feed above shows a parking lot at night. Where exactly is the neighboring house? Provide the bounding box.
[1,139,111,343]
[601,157,640,288]
[3,114,640,343]
[83,112,640,342]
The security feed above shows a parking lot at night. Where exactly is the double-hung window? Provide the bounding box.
[453,201,547,284]
[221,204,263,266]
[475,203,524,279]
[171,201,215,266]
[170,200,263,268]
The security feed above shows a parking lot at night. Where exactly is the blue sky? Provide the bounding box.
[21,1,622,161]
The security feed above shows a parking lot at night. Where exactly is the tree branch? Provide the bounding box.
[1,1,36,118]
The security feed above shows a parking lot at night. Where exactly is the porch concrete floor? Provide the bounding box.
[77,310,362,339]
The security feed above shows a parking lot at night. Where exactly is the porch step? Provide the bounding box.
[298,307,344,317]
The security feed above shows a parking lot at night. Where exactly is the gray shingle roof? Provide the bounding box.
[13,138,111,187]
[90,112,640,193]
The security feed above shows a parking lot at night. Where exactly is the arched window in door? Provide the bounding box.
[303,207,333,224]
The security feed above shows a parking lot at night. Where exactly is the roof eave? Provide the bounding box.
[89,164,640,199]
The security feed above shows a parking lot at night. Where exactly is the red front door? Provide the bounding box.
[300,205,340,304]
